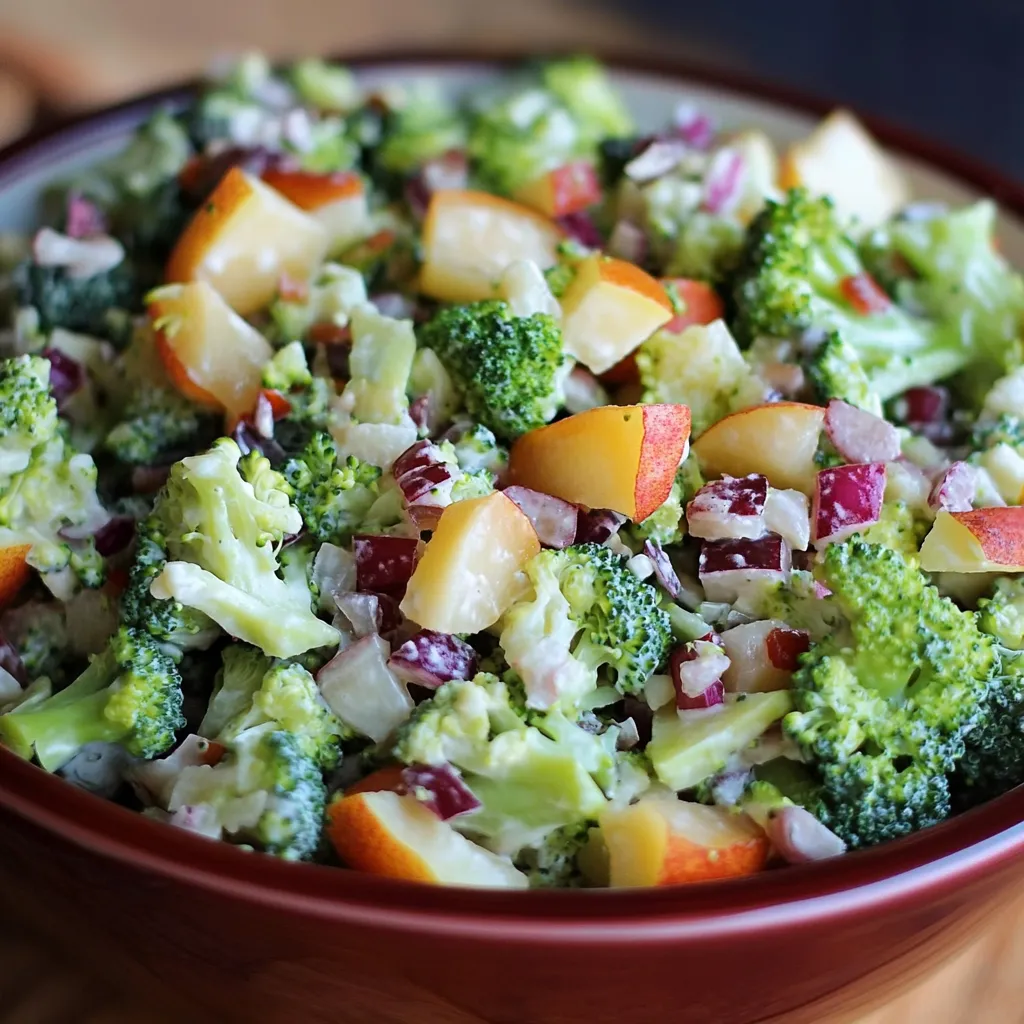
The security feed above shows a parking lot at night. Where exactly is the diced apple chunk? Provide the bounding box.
[419,190,561,303]
[824,399,901,464]
[149,281,273,419]
[514,161,601,218]
[919,508,1024,573]
[779,109,910,229]
[720,619,805,693]
[692,402,825,494]
[400,491,540,634]
[508,404,691,522]
[560,255,674,374]
[686,474,768,541]
[166,167,328,316]
[326,790,527,888]
[598,794,768,887]
[0,544,32,608]
[698,534,791,603]
[261,167,369,253]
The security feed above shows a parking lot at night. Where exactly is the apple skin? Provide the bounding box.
[400,491,541,635]
[508,404,691,522]
[325,790,527,888]
[560,255,674,375]
[598,795,768,887]
[920,507,1024,573]
[0,544,32,608]
[165,166,328,316]
[419,190,562,304]
[692,402,826,494]
[514,161,601,218]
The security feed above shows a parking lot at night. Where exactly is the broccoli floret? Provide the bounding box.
[0,626,184,771]
[215,660,347,770]
[637,320,766,437]
[540,57,632,143]
[447,422,508,478]
[376,86,467,174]
[269,263,368,344]
[198,644,273,738]
[1,602,69,684]
[144,438,339,658]
[863,201,1024,399]
[953,649,1024,807]
[0,356,110,581]
[513,820,592,888]
[805,332,883,416]
[783,539,997,848]
[168,724,326,861]
[978,577,1024,650]
[731,189,973,402]
[283,432,381,544]
[419,301,569,441]
[338,304,417,426]
[12,260,138,344]
[393,673,613,854]
[857,501,929,557]
[119,514,220,652]
[262,341,313,392]
[499,543,672,709]
[104,383,217,465]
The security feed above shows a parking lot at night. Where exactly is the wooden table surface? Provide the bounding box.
[0,1,1023,1019]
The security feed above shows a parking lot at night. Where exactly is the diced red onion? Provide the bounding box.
[0,628,28,687]
[405,151,469,220]
[92,515,135,557]
[765,627,810,671]
[393,440,444,481]
[929,461,976,513]
[408,395,430,432]
[671,639,730,701]
[575,508,626,544]
[758,361,806,399]
[687,475,769,542]
[312,543,357,606]
[335,591,384,638]
[616,717,641,751]
[764,805,847,864]
[398,463,456,505]
[824,400,901,464]
[503,486,578,549]
[813,581,832,599]
[701,148,744,215]
[676,677,726,711]
[892,386,949,426]
[557,211,604,249]
[698,533,791,602]
[353,535,420,597]
[607,220,648,264]
[643,540,681,598]
[624,139,689,184]
[388,629,478,689]
[65,193,107,239]
[672,104,714,149]
[231,421,285,465]
[399,763,481,821]
[41,347,84,410]
[811,463,886,548]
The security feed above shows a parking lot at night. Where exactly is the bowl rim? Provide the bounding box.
[2,46,1024,941]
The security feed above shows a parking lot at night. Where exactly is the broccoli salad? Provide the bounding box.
[1,53,1024,889]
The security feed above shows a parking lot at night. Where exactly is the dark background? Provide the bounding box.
[629,0,1024,179]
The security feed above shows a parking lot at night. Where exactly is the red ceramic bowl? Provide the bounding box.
[3,51,1024,1024]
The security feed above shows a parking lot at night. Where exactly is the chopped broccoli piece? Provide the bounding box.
[376,86,467,174]
[12,260,138,344]
[978,577,1024,650]
[269,263,368,345]
[0,626,185,771]
[784,539,997,848]
[198,644,273,739]
[419,301,569,442]
[143,438,339,658]
[513,820,592,888]
[340,304,417,425]
[104,382,216,465]
[1,602,70,684]
[283,431,382,544]
[262,341,313,392]
[290,58,360,112]
[0,355,59,474]
[630,479,683,547]
[857,501,929,557]
[215,660,348,770]
[499,543,672,708]
[731,189,975,402]
[393,673,614,853]
[637,320,765,437]
[805,332,883,416]
[540,57,632,142]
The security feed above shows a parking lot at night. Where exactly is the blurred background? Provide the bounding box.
[0,0,1022,177]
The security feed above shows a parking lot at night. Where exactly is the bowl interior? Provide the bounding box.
[2,55,1024,930]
